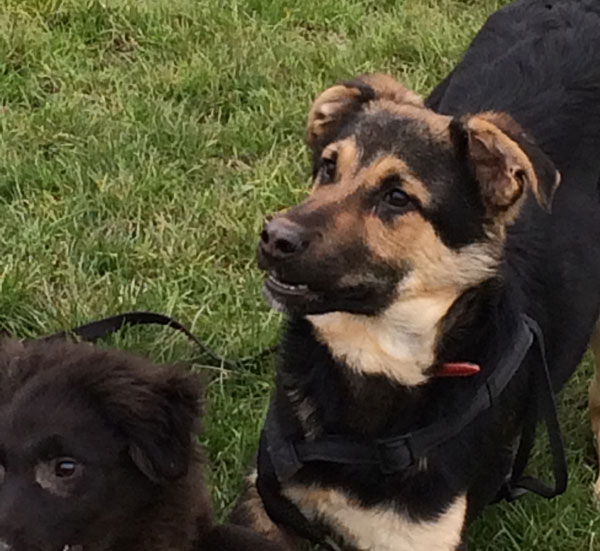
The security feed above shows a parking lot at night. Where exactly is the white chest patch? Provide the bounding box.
[284,486,467,551]
[307,291,458,386]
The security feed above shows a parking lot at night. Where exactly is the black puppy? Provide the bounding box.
[0,338,285,551]
[234,1,600,550]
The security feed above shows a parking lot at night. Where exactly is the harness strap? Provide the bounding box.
[257,432,342,551]
[265,317,534,482]
[258,314,569,547]
[504,315,568,500]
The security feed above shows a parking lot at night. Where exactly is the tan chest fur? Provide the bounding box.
[283,485,467,551]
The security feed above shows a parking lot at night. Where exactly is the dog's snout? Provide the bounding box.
[260,218,310,259]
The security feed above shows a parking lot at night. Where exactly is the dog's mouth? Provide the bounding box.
[263,273,322,314]
[262,271,394,317]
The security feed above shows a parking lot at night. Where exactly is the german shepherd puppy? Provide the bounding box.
[234,1,600,549]
[0,338,284,551]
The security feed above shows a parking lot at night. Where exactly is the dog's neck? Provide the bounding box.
[307,289,459,387]
[280,278,521,438]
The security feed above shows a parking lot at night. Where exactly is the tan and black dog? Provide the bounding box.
[0,338,285,551]
[233,1,600,550]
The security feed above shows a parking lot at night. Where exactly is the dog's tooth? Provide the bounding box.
[267,273,309,292]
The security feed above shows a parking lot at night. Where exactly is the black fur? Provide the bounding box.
[251,1,600,549]
[0,339,285,551]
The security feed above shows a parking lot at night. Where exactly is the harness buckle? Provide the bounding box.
[377,435,415,475]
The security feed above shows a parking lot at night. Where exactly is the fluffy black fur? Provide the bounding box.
[248,1,600,549]
[0,339,285,551]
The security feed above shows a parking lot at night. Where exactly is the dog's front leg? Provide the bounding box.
[230,470,303,550]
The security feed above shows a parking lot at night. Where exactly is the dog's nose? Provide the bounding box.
[260,218,310,259]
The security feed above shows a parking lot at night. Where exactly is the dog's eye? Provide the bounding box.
[54,458,79,478]
[36,457,83,496]
[382,188,412,211]
[320,155,337,184]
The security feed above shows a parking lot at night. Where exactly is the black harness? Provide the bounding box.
[257,315,568,550]
[32,311,569,549]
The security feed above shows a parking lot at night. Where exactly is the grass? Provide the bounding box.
[1,0,599,548]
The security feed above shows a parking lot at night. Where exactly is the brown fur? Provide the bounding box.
[307,74,424,146]
[307,85,363,145]
[253,2,600,542]
[0,339,286,551]
[299,79,555,384]
[359,73,424,108]
[466,116,538,224]
[474,112,562,210]
[262,75,553,385]
[231,472,302,550]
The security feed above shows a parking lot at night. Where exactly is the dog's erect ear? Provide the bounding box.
[306,73,424,148]
[454,113,560,218]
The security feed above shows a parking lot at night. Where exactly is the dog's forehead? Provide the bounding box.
[337,105,456,185]
[0,374,122,457]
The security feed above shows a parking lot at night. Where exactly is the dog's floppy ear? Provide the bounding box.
[306,73,424,148]
[123,369,201,483]
[453,112,560,218]
[92,359,202,484]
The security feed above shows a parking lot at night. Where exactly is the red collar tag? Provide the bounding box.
[435,362,481,378]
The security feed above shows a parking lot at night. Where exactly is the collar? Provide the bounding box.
[435,361,481,377]
[262,315,554,481]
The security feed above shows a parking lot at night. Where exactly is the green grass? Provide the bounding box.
[1,0,599,548]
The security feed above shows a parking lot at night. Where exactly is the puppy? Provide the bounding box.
[0,338,285,551]
[234,1,600,550]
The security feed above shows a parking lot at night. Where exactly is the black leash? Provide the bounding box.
[258,314,568,547]
[502,315,568,500]
[41,311,276,371]
[257,432,343,551]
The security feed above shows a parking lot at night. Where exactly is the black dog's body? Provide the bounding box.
[0,339,285,551]
[428,0,600,391]
[235,2,600,550]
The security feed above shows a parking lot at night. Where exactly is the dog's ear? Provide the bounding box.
[93,360,202,484]
[123,369,201,483]
[452,112,560,218]
[306,73,424,148]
